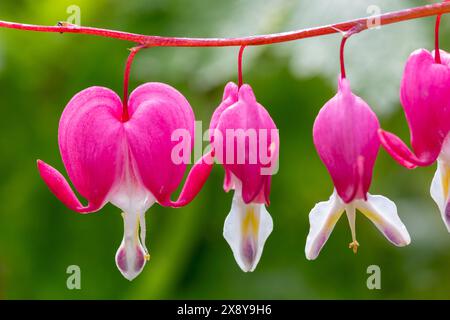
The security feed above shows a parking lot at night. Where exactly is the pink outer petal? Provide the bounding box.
[380,49,450,168]
[313,78,380,203]
[54,86,124,212]
[213,83,279,204]
[37,160,103,213]
[161,150,214,207]
[209,82,239,136]
[378,129,424,169]
[126,83,195,203]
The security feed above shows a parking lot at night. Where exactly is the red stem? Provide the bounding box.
[340,36,348,79]
[238,45,246,88]
[435,14,442,64]
[0,2,449,47]
[339,24,364,79]
[122,45,145,122]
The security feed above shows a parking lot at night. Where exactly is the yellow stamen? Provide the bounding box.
[135,214,140,242]
[349,240,360,254]
[346,205,359,255]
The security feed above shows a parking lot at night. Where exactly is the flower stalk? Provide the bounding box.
[122,45,145,122]
[435,14,442,64]
[339,23,365,79]
[237,45,246,88]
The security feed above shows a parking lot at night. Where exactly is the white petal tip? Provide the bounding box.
[357,194,411,248]
[305,252,317,261]
[304,192,344,261]
[224,227,268,273]
[115,242,148,281]
[223,192,273,273]
[238,265,254,273]
[305,236,322,261]
[392,238,410,247]
[122,271,140,281]
[384,225,411,247]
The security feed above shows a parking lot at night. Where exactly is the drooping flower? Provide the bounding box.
[210,82,279,272]
[378,49,450,231]
[38,83,211,280]
[305,78,410,260]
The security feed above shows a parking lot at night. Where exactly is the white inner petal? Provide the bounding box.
[108,144,155,280]
[305,190,344,260]
[115,211,148,281]
[223,189,273,272]
[305,191,410,260]
[354,193,410,247]
[430,159,450,232]
[108,149,155,215]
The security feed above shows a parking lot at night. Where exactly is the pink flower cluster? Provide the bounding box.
[36,16,450,281]
[38,80,279,280]
[306,46,450,260]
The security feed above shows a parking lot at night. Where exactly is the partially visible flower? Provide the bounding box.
[378,49,450,231]
[38,83,210,280]
[306,78,410,260]
[210,82,279,272]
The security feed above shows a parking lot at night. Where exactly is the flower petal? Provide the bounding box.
[161,150,214,207]
[313,78,380,203]
[126,83,195,203]
[209,82,239,135]
[223,190,273,272]
[378,129,425,169]
[37,160,104,213]
[379,49,450,168]
[213,84,278,204]
[115,211,149,281]
[41,86,125,212]
[430,160,450,232]
[355,193,411,246]
[401,50,450,158]
[305,191,344,260]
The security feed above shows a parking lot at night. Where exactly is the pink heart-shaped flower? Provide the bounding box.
[38,82,212,280]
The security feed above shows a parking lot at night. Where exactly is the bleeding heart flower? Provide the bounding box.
[378,49,450,231]
[305,78,410,260]
[37,83,210,280]
[210,82,279,272]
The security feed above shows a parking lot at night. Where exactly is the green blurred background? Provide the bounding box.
[0,0,449,299]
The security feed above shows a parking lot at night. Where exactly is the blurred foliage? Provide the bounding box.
[0,0,449,299]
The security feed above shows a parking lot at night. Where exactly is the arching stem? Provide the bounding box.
[1,3,450,47]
